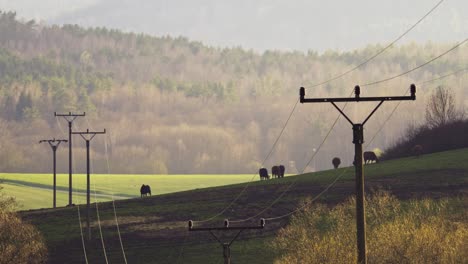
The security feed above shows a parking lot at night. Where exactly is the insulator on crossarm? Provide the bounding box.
[410,84,416,98]
[355,85,360,99]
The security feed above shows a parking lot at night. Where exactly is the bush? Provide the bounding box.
[0,188,47,264]
[382,120,468,161]
[273,192,467,264]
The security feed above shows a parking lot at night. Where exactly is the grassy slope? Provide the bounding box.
[18,148,468,263]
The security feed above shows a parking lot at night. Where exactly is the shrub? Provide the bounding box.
[273,192,467,264]
[0,188,47,264]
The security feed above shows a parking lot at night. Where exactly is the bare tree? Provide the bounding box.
[425,86,465,128]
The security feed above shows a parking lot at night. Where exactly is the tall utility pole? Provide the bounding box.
[72,128,106,240]
[299,84,416,264]
[39,138,68,208]
[55,112,85,206]
[188,219,265,264]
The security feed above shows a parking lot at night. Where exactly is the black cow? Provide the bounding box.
[278,165,285,178]
[140,184,152,197]
[271,166,279,178]
[259,168,269,180]
[363,151,378,164]
[332,157,341,169]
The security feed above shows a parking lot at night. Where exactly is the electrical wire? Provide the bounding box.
[192,98,300,223]
[307,0,446,88]
[86,116,128,263]
[361,38,467,87]
[230,88,355,223]
[254,67,468,222]
[76,204,89,264]
[228,2,458,224]
[366,67,468,147]
[90,153,109,264]
[103,135,128,263]
[232,46,467,223]
[230,107,344,223]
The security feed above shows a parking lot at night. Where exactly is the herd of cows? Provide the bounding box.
[259,165,285,180]
[258,151,382,181]
[140,151,387,196]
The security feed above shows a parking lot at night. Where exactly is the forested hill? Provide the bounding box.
[0,11,466,174]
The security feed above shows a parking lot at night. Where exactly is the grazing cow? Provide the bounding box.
[140,184,152,197]
[412,144,423,157]
[271,166,279,179]
[278,165,285,178]
[332,157,341,169]
[363,151,378,164]
[259,168,269,180]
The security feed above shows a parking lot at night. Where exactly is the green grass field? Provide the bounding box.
[0,173,258,210]
[9,148,468,263]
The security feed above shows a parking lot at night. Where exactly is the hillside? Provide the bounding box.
[1,11,467,175]
[19,148,468,263]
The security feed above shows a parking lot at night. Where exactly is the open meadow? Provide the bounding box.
[0,174,257,210]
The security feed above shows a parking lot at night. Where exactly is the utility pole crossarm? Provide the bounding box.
[188,219,265,231]
[54,112,86,122]
[39,139,68,148]
[187,219,265,264]
[300,85,416,103]
[54,112,86,116]
[72,129,106,136]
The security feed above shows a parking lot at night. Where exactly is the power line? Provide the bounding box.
[230,108,344,223]
[76,205,89,264]
[230,89,355,223]
[86,116,128,263]
[362,38,467,87]
[259,67,466,223]
[308,0,446,88]
[366,67,468,147]
[192,98,299,223]
[228,39,466,224]
[73,127,109,263]
[103,135,128,264]
[90,157,109,264]
[419,67,468,85]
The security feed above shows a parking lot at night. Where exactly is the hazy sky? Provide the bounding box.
[1,0,467,53]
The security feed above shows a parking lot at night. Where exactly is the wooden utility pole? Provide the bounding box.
[72,128,106,240]
[55,112,85,206]
[188,219,265,264]
[299,84,416,263]
[39,138,68,208]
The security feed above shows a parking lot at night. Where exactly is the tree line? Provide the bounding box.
[0,11,466,174]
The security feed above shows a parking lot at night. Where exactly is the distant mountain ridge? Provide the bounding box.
[4,0,467,53]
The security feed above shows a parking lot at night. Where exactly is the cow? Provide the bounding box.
[332,157,341,169]
[140,184,152,197]
[278,165,285,178]
[412,144,423,157]
[271,166,279,179]
[363,151,378,164]
[259,168,269,180]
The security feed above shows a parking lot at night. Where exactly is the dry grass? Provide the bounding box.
[273,191,467,264]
